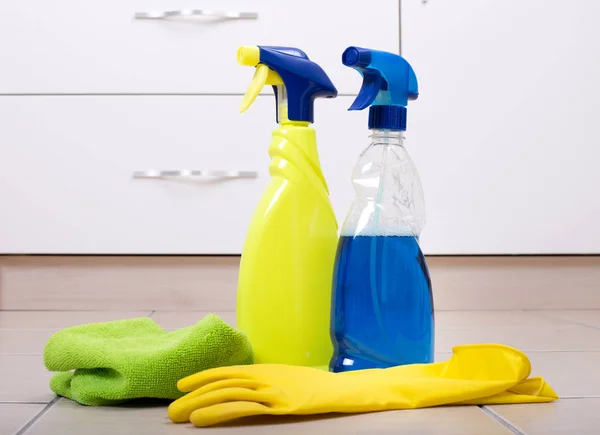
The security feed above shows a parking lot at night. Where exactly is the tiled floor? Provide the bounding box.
[1,310,599,434]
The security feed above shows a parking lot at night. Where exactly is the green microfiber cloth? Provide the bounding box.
[43,314,253,406]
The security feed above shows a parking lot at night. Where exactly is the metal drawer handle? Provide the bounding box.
[133,170,258,179]
[134,10,258,20]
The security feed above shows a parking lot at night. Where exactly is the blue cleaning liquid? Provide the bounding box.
[330,235,434,372]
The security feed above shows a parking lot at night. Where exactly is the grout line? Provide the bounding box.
[535,312,600,331]
[523,349,600,353]
[1,328,61,331]
[436,349,600,354]
[11,348,597,356]
[1,309,598,312]
[478,406,527,435]
[0,309,152,312]
[560,395,600,399]
[572,323,600,331]
[15,396,61,435]
[2,253,599,257]
[142,310,237,313]
[0,353,43,356]
[0,93,359,97]
[0,401,51,405]
[0,93,249,97]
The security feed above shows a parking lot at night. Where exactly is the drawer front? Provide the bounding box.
[402,0,600,254]
[0,0,398,94]
[0,95,362,254]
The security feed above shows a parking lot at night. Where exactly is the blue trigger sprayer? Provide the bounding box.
[330,47,434,372]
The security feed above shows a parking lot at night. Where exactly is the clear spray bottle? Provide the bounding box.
[330,47,434,372]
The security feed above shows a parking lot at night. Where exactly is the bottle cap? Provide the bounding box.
[342,46,418,131]
[238,46,337,123]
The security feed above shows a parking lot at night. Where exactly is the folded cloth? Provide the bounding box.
[168,344,558,427]
[44,314,253,406]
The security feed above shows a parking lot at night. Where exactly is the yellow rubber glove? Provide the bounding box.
[168,344,558,427]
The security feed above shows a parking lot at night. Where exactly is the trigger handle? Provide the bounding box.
[348,70,383,111]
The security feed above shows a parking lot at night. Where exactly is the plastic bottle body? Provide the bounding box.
[237,123,338,367]
[330,130,434,372]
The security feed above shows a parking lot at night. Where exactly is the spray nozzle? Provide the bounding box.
[343,47,418,130]
[238,45,337,124]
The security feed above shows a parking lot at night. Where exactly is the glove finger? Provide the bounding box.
[168,387,275,423]
[177,379,266,402]
[177,366,254,393]
[189,401,272,427]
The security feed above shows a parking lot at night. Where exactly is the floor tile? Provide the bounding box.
[151,311,236,330]
[0,355,55,403]
[0,312,154,355]
[428,257,600,310]
[538,310,600,329]
[432,351,600,397]
[434,311,600,354]
[435,310,567,328]
[0,311,152,329]
[0,403,45,435]
[1,256,239,311]
[489,398,600,434]
[525,352,600,397]
[436,322,600,352]
[0,329,54,354]
[28,399,510,435]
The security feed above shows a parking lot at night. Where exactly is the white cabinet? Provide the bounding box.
[0,95,362,254]
[5,0,598,254]
[403,0,600,254]
[0,0,398,94]
[0,1,398,254]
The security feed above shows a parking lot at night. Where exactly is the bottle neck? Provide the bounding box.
[276,84,311,128]
[369,129,405,146]
[275,84,289,123]
[280,121,311,128]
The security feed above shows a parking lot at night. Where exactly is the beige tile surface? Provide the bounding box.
[435,310,567,328]
[432,348,600,399]
[0,403,45,435]
[3,256,600,311]
[429,257,600,310]
[436,351,600,397]
[436,322,600,352]
[490,398,600,434]
[0,256,240,310]
[28,399,510,435]
[151,311,236,329]
[539,310,600,328]
[0,329,54,354]
[0,311,153,354]
[0,311,151,329]
[2,307,600,432]
[526,352,600,397]
[0,355,55,403]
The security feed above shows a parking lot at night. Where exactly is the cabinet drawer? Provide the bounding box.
[0,95,363,254]
[0,0,398,94]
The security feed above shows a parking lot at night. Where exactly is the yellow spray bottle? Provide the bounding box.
[236,46,338,366]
